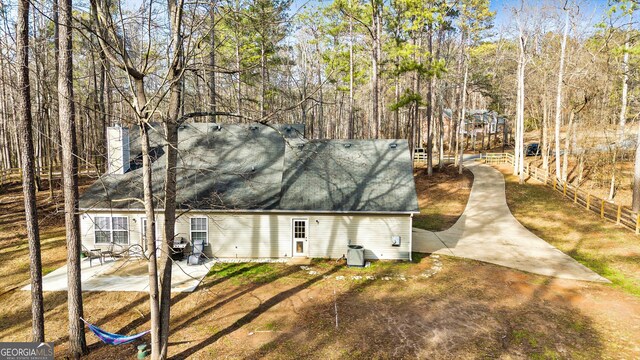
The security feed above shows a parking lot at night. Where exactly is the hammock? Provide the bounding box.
[80,318,150,346]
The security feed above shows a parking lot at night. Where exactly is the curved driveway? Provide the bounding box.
[412,161,609,283]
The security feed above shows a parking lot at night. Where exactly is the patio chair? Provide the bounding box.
[86,248,103,267]
[101,243,116,262]
[187,239,205,265]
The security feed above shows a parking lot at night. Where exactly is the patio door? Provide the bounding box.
[292,219,308,257]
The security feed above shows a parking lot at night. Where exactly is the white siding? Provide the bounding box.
[81,212,412,260]
[307,214,411,260]
[80,212,164,251]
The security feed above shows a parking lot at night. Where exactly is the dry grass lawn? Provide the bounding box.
[1,171,640,359]
[495,164,640,297]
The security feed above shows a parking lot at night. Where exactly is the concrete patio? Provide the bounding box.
[22,257,212,293]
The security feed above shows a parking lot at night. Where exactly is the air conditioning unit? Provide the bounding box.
[346,245,365,267]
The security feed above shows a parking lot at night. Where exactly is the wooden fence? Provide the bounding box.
[413,149,456,164]
[480,152,640,235]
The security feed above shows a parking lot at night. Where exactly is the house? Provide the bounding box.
[78,123,420,261]
[439,109,508,150]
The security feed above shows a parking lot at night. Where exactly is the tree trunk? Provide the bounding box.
[260,42,266,118]
[542,84,549,171]
[632,120,640,211]
[561,110,574,182]
[140,122,161,360]
[209,3,217,123]
[458,57,468,175]
[16,0,45,342]
[618,20,630,143]
[59,0,88,355]
[517,50,526,184]
[554,9,569,180]
[348,0,354,139]
[426,27,434,176]
[371,0,380,138]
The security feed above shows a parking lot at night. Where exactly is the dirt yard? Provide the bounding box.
[413,164,473,231]
[1,171,640,359]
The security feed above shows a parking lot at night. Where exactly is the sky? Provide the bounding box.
[289,0,616,33]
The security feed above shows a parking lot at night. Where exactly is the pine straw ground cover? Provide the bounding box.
[0,170,639,358]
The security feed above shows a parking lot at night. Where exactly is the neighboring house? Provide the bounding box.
[439,109,508,149]
[79,123,420,261]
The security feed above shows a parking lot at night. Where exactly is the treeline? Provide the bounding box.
[0,0,494,179]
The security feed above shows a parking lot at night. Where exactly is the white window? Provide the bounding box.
[94,216,129,245]
[190,217,208,244]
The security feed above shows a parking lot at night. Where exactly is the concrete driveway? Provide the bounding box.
[413,161,609,283]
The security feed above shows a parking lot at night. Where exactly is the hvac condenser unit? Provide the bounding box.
[346,245,365,267]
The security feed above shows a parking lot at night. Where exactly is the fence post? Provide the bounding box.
[600,200,605,219]
[563,182,567,197]
[586,193,591,210]
[616,205,622,225]
[553,178,557,191]
[574,188,578,204]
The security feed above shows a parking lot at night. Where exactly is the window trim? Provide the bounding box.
[190,217,209,245]
[94,215,130,246]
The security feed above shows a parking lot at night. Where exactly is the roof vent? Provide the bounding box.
[344,143,352,148]
[297,143,304,149]
[389,143,397,149]
[212,124,222,131]
[284,125,292,132]
[249,125,259,131]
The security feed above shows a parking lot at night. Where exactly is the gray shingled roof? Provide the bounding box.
[79,123,419,213]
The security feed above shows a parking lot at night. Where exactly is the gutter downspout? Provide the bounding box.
[409,213,413,262]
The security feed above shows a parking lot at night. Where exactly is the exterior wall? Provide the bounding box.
[81,211,412,260]
[80,212,164,252]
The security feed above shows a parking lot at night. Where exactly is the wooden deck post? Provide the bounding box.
[574,189,578,204]
[600,200,605,219]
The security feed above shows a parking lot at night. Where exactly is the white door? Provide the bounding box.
[292,219,308,257]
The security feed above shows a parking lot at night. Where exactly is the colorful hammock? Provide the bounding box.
[80,318,150,346]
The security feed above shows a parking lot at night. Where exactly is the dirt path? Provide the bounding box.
[412,161,608,282]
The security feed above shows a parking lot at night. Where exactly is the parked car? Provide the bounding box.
[525,143,540,156]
